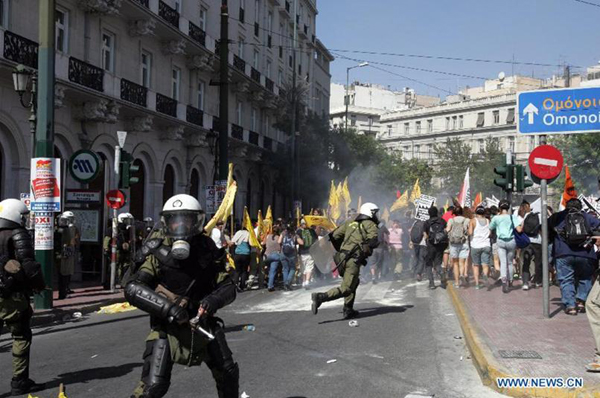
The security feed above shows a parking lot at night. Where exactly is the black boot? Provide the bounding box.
[311,293,326,315]
[343,307,359,319]
[440,270,447,289]
[11,378,45,396]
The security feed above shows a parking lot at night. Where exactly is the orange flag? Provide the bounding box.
[473,192,482,208]
[560,166,578,210]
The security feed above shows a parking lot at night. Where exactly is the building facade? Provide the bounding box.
[0,0,331,216]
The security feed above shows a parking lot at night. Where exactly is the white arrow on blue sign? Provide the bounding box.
[518,86,600,134]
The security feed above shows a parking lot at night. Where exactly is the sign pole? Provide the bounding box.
[541,178,549,318]
[110,145,121,292]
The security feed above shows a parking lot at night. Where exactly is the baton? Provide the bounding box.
[189,316,215,340]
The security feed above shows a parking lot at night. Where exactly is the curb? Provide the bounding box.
[447,285,600,398]
[31,298,126,328]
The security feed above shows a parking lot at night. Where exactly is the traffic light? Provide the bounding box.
[494,163,514,192]
[515,165,534,192]
[119,150,140,189]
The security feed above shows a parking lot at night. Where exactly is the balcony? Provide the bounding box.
[232,124,243,140]
[249,131,259,146]
[132,0,149,7]
[251,67,261,83]
[212,116,220,131]
[68,57,104,92]
[263,137,273,151]
[3,31,38,69]
[120,79,147,107]
[189,22,206,47]
[265,77,274,92]
[159,1,179,29]
[156,93,177,117]
[186,105,204,127]
[233,55,246,73]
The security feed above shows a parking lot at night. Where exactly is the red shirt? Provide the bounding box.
[442,212,455,223]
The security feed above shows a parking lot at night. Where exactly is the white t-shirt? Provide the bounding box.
[211,228,223,249]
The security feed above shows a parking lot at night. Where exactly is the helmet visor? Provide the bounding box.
[162,211,205,239]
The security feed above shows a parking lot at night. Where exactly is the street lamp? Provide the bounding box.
[12,64,38,151]
[345,62,368,132]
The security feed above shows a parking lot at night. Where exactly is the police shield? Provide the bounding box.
[309,235,337,274]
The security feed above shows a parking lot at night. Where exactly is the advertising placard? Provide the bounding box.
[30,158,61,212]
[34,212,54,250]
[71,209,100,243]
[205,185,216,214]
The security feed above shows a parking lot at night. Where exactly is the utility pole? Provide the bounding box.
[565,65,571,88]
[34,0,56,310]
[219,0,229,181]
[290,0,298,215]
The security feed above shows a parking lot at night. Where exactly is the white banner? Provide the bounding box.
[414,195,436,221]
[34,212,54,250]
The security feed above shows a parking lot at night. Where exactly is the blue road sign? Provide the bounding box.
[517,87,600,134]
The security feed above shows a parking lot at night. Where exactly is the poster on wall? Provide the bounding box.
[205,185,216,214]
[34,212,54,250]
[71,209,100,243]
[30,158,61,212]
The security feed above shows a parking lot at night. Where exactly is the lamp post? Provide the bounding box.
[344,62,368,132]
[207,130,219,183]
[12,64,37,155]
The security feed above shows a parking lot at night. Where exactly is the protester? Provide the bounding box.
[489,200,521,294]
[521,202,543,290]
[423,206,448,289]
[279,223,301,291]
[211,220,228,249]
[469,206,492,289]
[549,198,600,315]
[388,219,404,279]
[56,211,80,299]
[297,219,318,289]
[232,225,252,291]
[368,221,389,284]
[441,206,455,273]
[446,206,470,288]
[409,217,427,281]
[265,226,283,292]
[585,238,600,372]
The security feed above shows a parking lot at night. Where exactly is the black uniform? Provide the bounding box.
[0,219,45,394]
[125,231,238,398]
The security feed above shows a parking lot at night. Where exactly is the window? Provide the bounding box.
[404,123,409,135]
[238,39,244,58]
[478,139,485,153]
[416,121,421,134]
[428,144,433,160]
[387,125,393,136]
[403,146,410,156]
[253,50,259,69]
[199,7,207,31]
[197,80,205,110]
[368,116,373,127]
[239,0,245,22]
[528,135,536,152]
[251,108,257,131]
[508,136,515,152]
[0,0,9,28]
[55,7,68,53]
[414,145,420,159]
[278,69,283,86]
[476,112,485,127]
[427,119,433,133]
[171,67,181,100]
[174,0,182,13]
[266,60,271,78]
[507,108,515,124]
[459,115,464,129]
[452,116,457,130]
[493,110,500,125]
[101,31,115,72]
[236,101,243,125]
[141,51,152,88]
[445,117,450,130]
[350,115,356,126]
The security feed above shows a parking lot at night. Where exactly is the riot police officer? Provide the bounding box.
[56,211,79,299]
[125,194,238,398]
[0,199,46,395]
[311,202,380,319]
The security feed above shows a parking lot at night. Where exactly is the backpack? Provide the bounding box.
[410,220,425,244]
[448,217,467,244]
[428,220,448,246]
[562,210,591,247]
[523,212,541,237]
[300,228,316,249]
[282,234,296,256]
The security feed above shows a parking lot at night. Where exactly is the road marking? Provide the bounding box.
[415,281,431,298]
[360,281,393,302]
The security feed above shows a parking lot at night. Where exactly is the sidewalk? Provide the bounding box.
[448,280,600,397]
[30,286,125,327]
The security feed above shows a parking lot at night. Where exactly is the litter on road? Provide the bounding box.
[97,302,138,314]
[349,320,359,327]
[327,359,337,364]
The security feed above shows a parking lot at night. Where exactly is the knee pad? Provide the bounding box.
[143,338,171,397]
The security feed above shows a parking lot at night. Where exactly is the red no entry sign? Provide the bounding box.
[106,189,126,209]
[528,145,564,181]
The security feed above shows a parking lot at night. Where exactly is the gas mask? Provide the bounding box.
[161,211,205,260]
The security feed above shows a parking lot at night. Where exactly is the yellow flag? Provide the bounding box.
[382,207,390,223]
[243,207,262,250]
[357,196,362,212]
[226,163,234,187]
[205,181,238,234]
[444,198,449,213]
[342,177,352,213]
[328,180,340,221]
[390,190,409,213]
[257,210,264,241]
[410,179,421,203]
[304,215,337,230]
[265,205,273,234]
[336,182,345,214]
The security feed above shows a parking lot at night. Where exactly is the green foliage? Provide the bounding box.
[552,133,600,194]
[434,137,504,197]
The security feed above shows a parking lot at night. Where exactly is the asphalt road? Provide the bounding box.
[0,277,505,398]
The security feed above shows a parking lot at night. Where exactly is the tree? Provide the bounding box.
[552,133,600,195]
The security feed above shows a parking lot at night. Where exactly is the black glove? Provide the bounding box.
[167,305,189,325]
[361,244,373,256]
[199,295,220,317]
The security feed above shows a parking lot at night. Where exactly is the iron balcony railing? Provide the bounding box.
[3,31,38,69]
[249,131,259,146]
[156,93,177,117]
[120,79,147,107]
[186,105,204,126]
[233,55,246,73]
[232,124,243,140]
[189,22,206,47]
[159,1,179,28]
[68,57,104,92]
[251,67,261,83]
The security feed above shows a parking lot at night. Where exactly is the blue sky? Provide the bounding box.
[316,0,600,98]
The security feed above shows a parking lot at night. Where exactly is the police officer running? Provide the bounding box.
[125,194,239,398]
[0,199,46,395]
[311,203,380,319]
